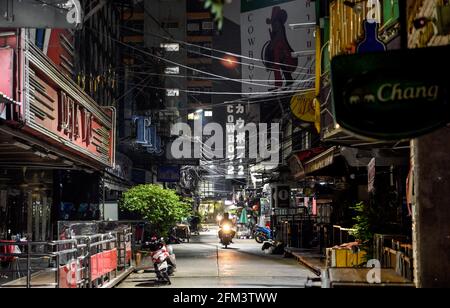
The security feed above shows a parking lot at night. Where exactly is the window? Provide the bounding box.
[202,21,214,30]
[188,113,201,121]
[204,110,213,117]
[161,21,179,29]
[166,89,180,97]
[302,131,311,150]
[200,181,214,197]
[165,66,180,75]
[160,43,180,52]
[187,23,200,32]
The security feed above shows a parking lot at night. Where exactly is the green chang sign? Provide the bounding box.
[331,45,450,140]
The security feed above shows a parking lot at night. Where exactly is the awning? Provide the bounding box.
[289,155,305,179]
[290,147,328,180]
[304,147,337,174]
[103,171,132,192]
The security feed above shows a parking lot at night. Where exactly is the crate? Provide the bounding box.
[326,248,367,268]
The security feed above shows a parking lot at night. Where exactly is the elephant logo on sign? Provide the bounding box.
[364,95,376,103]
[349,96,361,104]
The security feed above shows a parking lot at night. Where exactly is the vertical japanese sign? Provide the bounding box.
[226,103,247,179]
[240,0,316,93]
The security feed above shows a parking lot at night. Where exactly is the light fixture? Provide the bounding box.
[13,141,32,150]
[291,50,316,58]
[289,22,316,30]
[63,160,74,166]
[47,153,59,160]
[34,151,47,158]
[221,55,238,69]
[343,0,365,14]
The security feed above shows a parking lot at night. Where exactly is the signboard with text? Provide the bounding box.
[157,166,181,183]
[332,45,450,140]
[226,104,248,179]
[368,158,376,193]
[271,185,290,208]
[22,35,115,167]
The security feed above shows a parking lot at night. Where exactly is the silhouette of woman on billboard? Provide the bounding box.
[262,6,298,88]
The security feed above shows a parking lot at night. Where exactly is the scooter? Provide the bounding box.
[142,237,176,285]
[219,224,234,249]
[253,226,272,243]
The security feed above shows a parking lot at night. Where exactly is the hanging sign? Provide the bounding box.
[331,45,450,140]
[290,91,316,123]
[368,158,376,193]
[157,166,181,183]
[133,116,164,155]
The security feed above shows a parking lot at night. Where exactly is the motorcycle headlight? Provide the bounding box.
[223,225,231,232]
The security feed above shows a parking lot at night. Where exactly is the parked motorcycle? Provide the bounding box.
[253,226,272,243]
[142,237,176,285]
[219,223,234,248]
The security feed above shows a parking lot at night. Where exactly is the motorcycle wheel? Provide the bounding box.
[164,272,171,285]
[168,266,175,276]
[255,235,265,244]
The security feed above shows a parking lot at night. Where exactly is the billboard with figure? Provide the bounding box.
[240,0,316,94]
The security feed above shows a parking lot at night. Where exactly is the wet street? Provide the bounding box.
[117,227,311,288]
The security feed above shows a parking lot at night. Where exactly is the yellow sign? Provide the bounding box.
[290,91,316,123]
[314,98,321,133]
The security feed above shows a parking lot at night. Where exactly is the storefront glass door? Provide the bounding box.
[30,193,52,242]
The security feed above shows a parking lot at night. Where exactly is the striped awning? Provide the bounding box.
[304,147,337,174]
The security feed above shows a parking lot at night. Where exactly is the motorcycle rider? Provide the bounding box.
[218,213,236,242]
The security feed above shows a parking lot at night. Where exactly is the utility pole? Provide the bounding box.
[405,0,450,288]
[412,128,450,287]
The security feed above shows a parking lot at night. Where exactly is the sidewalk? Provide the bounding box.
[1,266,134,288]
[284,247,325,277]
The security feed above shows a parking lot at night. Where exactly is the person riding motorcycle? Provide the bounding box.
[218,213,236,242]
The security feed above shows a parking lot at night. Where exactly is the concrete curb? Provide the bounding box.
[284,248,323,277]
[100,266,135,288]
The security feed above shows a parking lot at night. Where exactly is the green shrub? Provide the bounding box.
[120,184,192,236]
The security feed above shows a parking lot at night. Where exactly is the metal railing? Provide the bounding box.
[0,230,132,288]
[0,239,78,288]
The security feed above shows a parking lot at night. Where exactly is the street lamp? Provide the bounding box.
[221,55,238,69]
